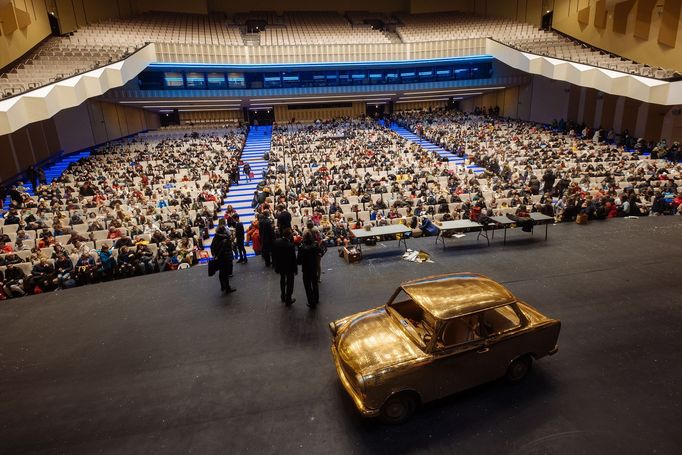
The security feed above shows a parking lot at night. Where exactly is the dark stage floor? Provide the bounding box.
[1,217,682,454]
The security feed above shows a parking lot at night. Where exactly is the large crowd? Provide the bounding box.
[394,109,682,222]
[242,113,681,254]
[2,111,682,300]
[0,126,246,299]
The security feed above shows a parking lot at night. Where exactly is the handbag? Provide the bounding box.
[208,258,218,276]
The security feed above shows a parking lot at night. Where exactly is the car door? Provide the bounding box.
[477,304,527,380]
[425,314,493,401]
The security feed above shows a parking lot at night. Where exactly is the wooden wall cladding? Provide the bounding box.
[0,135,17,181]
[578,4,591,24]
[26,123,49,162]
[613,0,636,34]
[10,129,34,172]
[594,0,608,29]
[634,0,657,40]
[658,0,681,47]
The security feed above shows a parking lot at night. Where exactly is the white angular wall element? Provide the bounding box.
[1,39,681,136]
[0,44,157,136]
[486,39,682,106]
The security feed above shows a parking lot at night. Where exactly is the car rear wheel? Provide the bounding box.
[380,392,418,424]
[506,355,533,383]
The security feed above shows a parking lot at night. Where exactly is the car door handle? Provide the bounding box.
[477,347,490,354]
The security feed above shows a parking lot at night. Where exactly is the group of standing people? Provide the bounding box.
[261,205,322,308]
[209,203,322,308]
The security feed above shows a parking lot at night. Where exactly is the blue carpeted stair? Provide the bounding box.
[203,125,272,258]
[390,123,485,173]
[2,150,90,213]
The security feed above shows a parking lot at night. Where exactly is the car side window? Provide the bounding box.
[480,305,521,337]
[436,315,483,349]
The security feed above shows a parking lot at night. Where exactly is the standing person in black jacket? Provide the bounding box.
[276,204,292,233]
[210,225,236,293]
[231,214,247,264]
[259,211,275,267]
[297,231,321,308]
[273,227,297,305]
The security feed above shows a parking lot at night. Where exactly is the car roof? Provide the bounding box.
[400,273,516,320]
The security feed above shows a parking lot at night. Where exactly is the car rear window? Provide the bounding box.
[480,305,521,336]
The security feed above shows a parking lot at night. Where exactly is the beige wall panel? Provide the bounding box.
[10,128,34,171]
[529,76,570,124]
[0,0,51,68]
[72,0,87,28]
[567,84,581,122]
[101,102,123,140]
[207,0,408,13]
[0,135,18,181]
[124,106,144,133]
[53,102,95,153]
[599,93,618,130]
[42,119,62,154]
[145,111,161,130]
[87,101,108,145]
[55,0,77,33]
[634,0,656,39]
[525,0,543,27]
[612,0,635,34]
[27,122,49,163]
[83,0,121,23]
[643,104,668,140]
[133,0,207,15]
[115,103,130,137]
[658,0,681,47]
[553,0,682,72]
[502,86,520,118]
[582,89,597,128]
[621,98,640,133]
[274,102,364,123]
[594,0,607,29]
[394,101,447,111]
[409,0,471,14]
[516,82,533,121]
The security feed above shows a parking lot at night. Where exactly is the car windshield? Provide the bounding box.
[387,290,436,350]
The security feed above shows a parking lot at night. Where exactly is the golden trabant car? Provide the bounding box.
[329,273,560,423]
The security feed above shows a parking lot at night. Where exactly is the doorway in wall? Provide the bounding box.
[542,11,553,30]
[48,12,61,36]
[367,103,386,119]
[248,108,274,126]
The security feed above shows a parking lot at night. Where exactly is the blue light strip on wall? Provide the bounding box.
[148,55,494,71]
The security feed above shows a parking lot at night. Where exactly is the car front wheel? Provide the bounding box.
[506,355,533,383]
[380,392,418,424]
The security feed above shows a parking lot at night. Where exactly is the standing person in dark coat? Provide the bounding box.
[259,211,275,267]
[297,231,321,308]
[210,225,236,293]
[26,166,37,190]
[231,214,247,264]
[273,227,297,305]
[276,204,292,233]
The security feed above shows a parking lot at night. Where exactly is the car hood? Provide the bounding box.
[335,307,427,376]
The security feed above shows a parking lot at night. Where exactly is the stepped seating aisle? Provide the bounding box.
[205,126,272,258]
[389,124,485,174]
[1,151,91,212]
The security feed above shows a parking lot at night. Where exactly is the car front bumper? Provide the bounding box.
[331,344,380,417]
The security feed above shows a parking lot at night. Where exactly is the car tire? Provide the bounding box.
[506,355,533,383]
[380,392,418,424]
